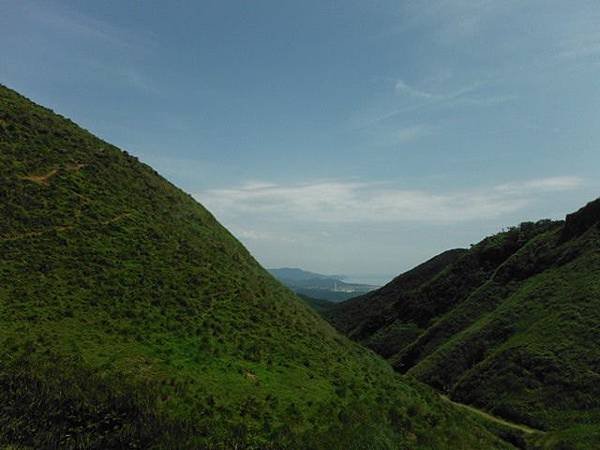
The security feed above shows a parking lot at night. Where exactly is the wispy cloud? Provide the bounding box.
[361,123,435,146]
[395,79,437,99]
[22,1,148,51]
[393,0,524,43]
[394,0,600,64]
[196,176,584,225]
[12,1,159,95]
[392,125,434,143]
[495,176,584,194]
[395,78,516,109]
[78,58,161,94]
[356,78,514,130]
[558,29,600,60]
[395,79,481,101]
[233,228,297,243]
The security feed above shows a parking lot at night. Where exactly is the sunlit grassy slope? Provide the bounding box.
[327,200,600,448]
[0,85,512,449]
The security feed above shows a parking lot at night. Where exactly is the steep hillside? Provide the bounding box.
[327,205,600,444]
[0,85,509,449]
[327,248,468,353]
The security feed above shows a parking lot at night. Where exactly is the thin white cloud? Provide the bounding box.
[394,0,524,43]
[11,1,159,95]
[196,176,584,225]
[22,1,145,51]
[396,0,600,63]
[559,30,600,60]
[495,176,584,194]
[82,60,160,94]
[394,78,516,109]
[395,79,437,99]
[395,79,482,101]
[233,228,297,243]
[354,79,514,131]
[361,124,434,146]
[393,125,433,143]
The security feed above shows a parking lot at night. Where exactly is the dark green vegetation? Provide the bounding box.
[327,203,600,448]
[298,294,335,315]
[0,85,514,449]
[269,267,378,302]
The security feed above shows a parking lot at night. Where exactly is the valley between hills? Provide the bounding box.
[1,84,599,449]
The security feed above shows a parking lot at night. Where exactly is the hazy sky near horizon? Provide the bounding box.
[2,0,600,281]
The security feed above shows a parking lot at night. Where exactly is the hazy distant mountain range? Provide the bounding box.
[268,267,379,302]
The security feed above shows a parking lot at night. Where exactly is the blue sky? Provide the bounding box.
[2,0,600,283]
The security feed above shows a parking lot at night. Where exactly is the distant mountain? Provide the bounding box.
[327,203,600,448]
[268,267,341,282]
[269,267,379,302]
[0,85,509,449]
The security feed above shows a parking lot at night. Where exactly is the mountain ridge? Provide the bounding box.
[327,207,600,447]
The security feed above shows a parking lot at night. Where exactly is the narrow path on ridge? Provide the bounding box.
[0,212,132,242]
[440,395,544,435]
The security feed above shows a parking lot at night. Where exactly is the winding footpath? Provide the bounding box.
[440,395,543,435]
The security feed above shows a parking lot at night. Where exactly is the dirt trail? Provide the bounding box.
[440,395,542,435]
[19,168,59,185]
[0,213,132,242]
[66,163,86,172]
[19,162,86,186]
[102,212,132,225]
[0,230,47,241]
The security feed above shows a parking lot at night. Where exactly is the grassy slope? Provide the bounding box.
[409,220,600,430]
[327,206,600,447]
[0,85,508,449]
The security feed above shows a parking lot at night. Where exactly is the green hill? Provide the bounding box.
[327,204,600,447]
[0,85,511,449]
